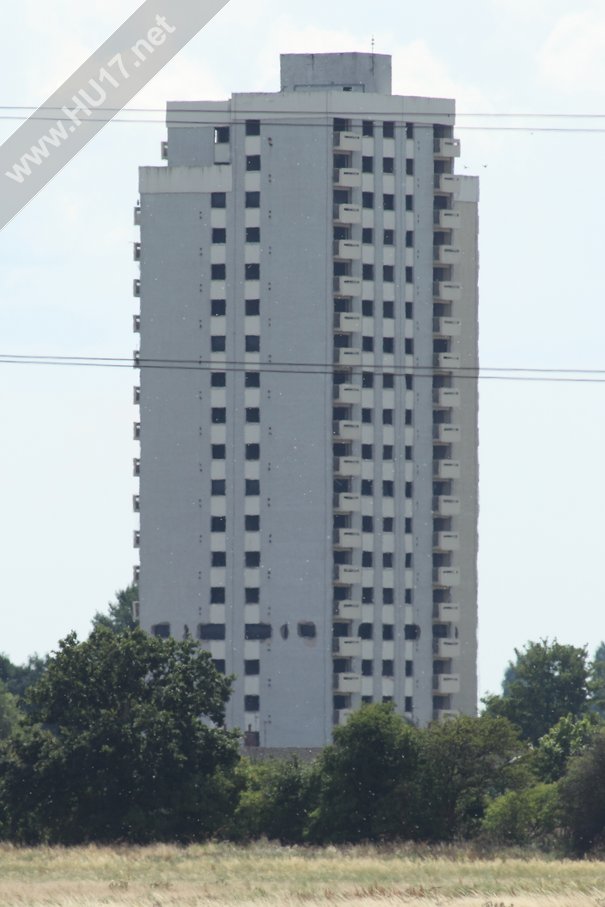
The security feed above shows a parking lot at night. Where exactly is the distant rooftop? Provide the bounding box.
[280,52,392,95]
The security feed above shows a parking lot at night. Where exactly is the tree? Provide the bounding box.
[559,729,605,853]
[482,639,591,744]
[0,683,21,740]
[590,641,605,716]
[416,714,530,841]
[481,783,561,847]
[307,703,420,843]
[533,713,598,783]
[91,584,138,633]
[232,756,313,843]
[0,627,239,844]
[0,653,48,698]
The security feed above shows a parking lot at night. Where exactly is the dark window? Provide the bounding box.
[405,446,413,461]
[383,409,393,425]
[245,335,260,353]
[406,266,414,283]
[405,302,414,319]
[198,623,225,640]
[406,159,414,176]
[245,551,260,568]
[245,192,260,209]
[245,515,260,531]
[383,447,393,461]
[405,696,413,712]
[383,337,394,354]
[245,443,260,460]
[245,371,260,387]
[245,695,260,711]
[383,517,394,531]
[383,194,395,211]
[405,660,414,677]
[362,408,372,424]
[405,482,413,498]
[405,588,413,603]
[211,551,226,567]
[246,227,261,243]
[362,336,374,352]
[362,156,374,173]
[406,124,414,139]
[361,479,373,496]
[383,157,394,173]
[212,228,226,243]
[211,371,226,387]
[298,622,317,638]
[245,119,261,135]
[363,264,374,281]
[405,339,414,355]
[384,229,394,245]
[211,264,226,280]
[245,623,272,640]
[383,480,394,496]
[211,479,226,496]
[382,660,394,676]
[245,299,260,316]
[245,659,260,675]
[362,228,374,244]
[214,126,230,143]
[211,192,226,208]
[361,444,373,459]
[383,552,393,568]
[334,188,350,204]
[246,155,261,171]
[245,479,260,496]
[362,371,374,388]
[211,444,226,459]
[246,407,260,423]
[151,623,170,638]
[383,373,394,388]
[405,410,413,425]
[362,299,374,316]
[383,265,394,282]
[362,660,373,676]
[383,300,394,318]
[405,195,414,211]
[362,120,374,136]
[405,518,413,533]
[211,335,226,352]
[212,659,226,674]
[405,553,413,568]
[362,587,374,604]
[383,589,394,605]
[406,230,414,248]
[333,117,350,131]
[405,624,421,641]
[383,624,394,640]
[362,551,373,567]
[245,587,260,604]
[211,516,226,532]
[245,263,260,280]
[211,299,226,316]
[362,192,374,209]
[362,516,374,532]
[210,587,225,603]
[383,121,395,138]
[359,622,373,640]
[211,407,226,424]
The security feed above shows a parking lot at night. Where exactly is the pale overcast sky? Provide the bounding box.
[1,0,604,700]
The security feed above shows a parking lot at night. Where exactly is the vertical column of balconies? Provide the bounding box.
[331,124,363,726]
[431,132,463,719]
[132,205,142,594]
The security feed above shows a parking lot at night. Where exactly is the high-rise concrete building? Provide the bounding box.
[133,52,479,751]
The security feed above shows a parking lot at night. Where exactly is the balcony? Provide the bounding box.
[134,205,141,225]
[433,317,461,337]
[433,638,461,658]
[434,282,462,302]
[433,459,460,479]
[434,138,461,158]
[433,496,461,516]
[133,495,140,513]
[434,708,460,721]
[332,637,362,656]
[333,708,354,726]
[433,424,461,443]
[433,210,460,230]
[133,458,140,477]
[433,245,461,265]
[433,674,461,694]
[133,315,141,333]
[433,388,460,407]
[333,203,361,224]
[334,348,361,367]
[333,239,361,260]
[333,131,361,152]
[333,528,362,548]
[433,602,460,622]
[334,313,362,333]
[334,276,362,296]
[333,167,362,188]
[433,353,461,370]
[333,565,362,585]
[333,493,361,512]
[333,672,361,693]
[133,279,141,297]
[133,242,141,261]
[333,384,361,404]
[333,600,362,619]
[133,422,141,441]
[133,530,140,548]
[333,420,361,441]
[433,532,460,552]
[433,567,461,587]
[434,174,461,194]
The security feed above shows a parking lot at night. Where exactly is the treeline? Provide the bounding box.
[2,601,605,853]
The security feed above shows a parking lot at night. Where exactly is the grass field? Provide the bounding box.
[1,842,605,906]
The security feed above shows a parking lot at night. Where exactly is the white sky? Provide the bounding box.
[1,0,604,700]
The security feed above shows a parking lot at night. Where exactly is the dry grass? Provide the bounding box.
[0,842,605,906]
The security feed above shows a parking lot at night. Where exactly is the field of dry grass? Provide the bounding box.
[1,842,605,906]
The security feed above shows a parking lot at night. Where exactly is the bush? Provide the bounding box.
[481,783,561,847]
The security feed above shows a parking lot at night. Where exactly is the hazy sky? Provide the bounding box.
[1,0,604,700]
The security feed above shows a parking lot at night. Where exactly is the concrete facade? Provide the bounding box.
[133,53,479,748]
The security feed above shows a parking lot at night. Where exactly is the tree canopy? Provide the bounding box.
[91,584,139,634]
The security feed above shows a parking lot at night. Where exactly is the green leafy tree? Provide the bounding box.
[0,627,239,844]
[534,713,598,783]
[232,756,313,843]
[482,639,591,744]
[307,703,420,843]
[417,715,530,841]
[590,642,605,717]
[0,653,47,698]
[481,783,561,847]
[559,729,605,854]
[0,683,21,740]
[91,584,138,633]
